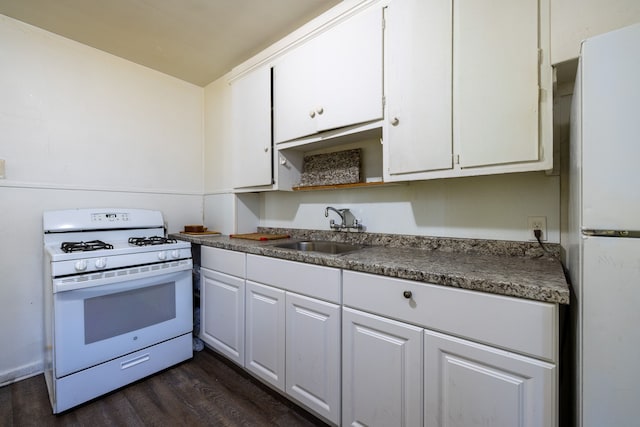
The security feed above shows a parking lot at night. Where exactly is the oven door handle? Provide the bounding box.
[53,260,192,293]
[54,269,190,298]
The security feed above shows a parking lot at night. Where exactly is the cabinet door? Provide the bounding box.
[384,0,453,179]
[273,7,383,144]
[232,66,273,188]
[273,39,318,143]
[342,307,423,427]
[424,330,556,427]
[245,281,286,391]
[200,268,245,366]
[286,293,341,425]
[315,7,384,133]
[454,0,540,168]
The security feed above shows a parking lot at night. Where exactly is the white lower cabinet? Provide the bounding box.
[246,254,342,425]
[286,292,341,424]
[202,249,558,427]
[200,247,246,367]
[424,330,556,427]
[342,307,423,427]
[342,270,558,427]
[245,280,286,390]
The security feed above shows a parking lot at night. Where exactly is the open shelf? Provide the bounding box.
[292,181,390,192]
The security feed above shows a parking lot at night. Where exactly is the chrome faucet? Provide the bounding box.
[325,206,363,231]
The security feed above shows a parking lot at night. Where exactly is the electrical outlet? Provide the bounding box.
[527,216,547,241]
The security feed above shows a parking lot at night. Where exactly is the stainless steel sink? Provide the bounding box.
[273,240,364,255]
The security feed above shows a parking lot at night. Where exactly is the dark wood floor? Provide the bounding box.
[0,349,329,426]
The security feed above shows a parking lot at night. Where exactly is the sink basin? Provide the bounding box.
[273,240,364,255]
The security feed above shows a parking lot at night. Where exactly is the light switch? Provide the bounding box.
[0,159,5,179]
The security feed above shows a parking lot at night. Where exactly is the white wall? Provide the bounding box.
[261,172,561,242]
[203,77,233,194]
[0,15,204,193]
[551,0,640,64]
[0,15,204,385]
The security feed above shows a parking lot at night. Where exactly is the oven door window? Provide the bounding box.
[84,282,176,344]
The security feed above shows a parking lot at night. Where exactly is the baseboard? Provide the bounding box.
[0,361,43,387]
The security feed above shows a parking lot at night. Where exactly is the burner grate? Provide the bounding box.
[61,240,114,253]
[128,236,178,247]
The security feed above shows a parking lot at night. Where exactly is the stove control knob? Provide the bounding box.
[158,251,167,260]
[171,250,181,259]
[95,257,107,269]
[74,259,88,272]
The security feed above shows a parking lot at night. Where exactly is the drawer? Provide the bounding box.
[343,270,558,362]
[246,254,341,303]
[201,246,245,277]
[54,333,192,413]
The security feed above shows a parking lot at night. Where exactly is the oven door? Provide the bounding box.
[53,268,192,377]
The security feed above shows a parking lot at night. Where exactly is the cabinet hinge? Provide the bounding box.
[382,95,386,108]
[538,48,543,65]
[454,154,460,165]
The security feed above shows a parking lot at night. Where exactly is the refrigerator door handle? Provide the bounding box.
[582,229,640,238]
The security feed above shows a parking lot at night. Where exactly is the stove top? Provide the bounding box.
[43,208,192,279]
[47,238,190,258]
[58,236,181,254]
[46,238,192,277]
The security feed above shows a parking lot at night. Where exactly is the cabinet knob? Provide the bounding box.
[316,106,324,115]
[280,156,287,166]
[403,290,412,299]
[264,147,269,153]
[309,110,316,118]
[390,117,400,126]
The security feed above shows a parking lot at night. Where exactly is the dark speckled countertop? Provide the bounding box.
[171,228,570,305]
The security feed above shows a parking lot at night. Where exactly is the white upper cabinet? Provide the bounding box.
[384,0,453,179]
[273,6,384,144]
[231,66,272,189]
[227,0,552,192]
[384,0,552,181]
[454,0,541,169]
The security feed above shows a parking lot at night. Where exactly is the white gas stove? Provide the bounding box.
[43,208,193,413]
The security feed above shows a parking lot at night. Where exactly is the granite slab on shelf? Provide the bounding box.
[297,148,360,187]
[171,228,569,305]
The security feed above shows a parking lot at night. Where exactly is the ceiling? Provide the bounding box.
[0,0,342,86]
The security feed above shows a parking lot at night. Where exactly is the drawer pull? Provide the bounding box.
[403,290,412,299]
[121,354,150,370]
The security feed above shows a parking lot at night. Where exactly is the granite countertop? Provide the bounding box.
[171,228,570,305]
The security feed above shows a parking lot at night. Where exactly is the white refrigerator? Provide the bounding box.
[567,23,640,427]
